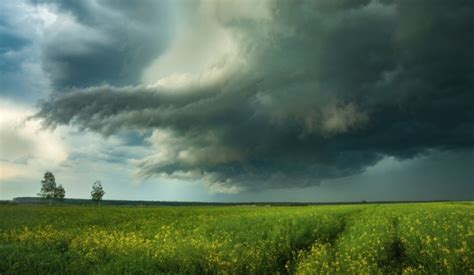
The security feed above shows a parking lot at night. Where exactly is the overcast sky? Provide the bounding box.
[1,0,473,202]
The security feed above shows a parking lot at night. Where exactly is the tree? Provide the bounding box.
[54,184,66,202]
[38,171,57,205]
[91,180,105,206]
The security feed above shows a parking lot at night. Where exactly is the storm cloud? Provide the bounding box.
[35,0,474,192]
[31,0,177,89]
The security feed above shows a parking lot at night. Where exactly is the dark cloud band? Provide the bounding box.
[35,0,474,192]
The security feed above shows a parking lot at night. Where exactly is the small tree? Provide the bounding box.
[38,171,57,205]
[91,180,105,206]
[54,184,66,202]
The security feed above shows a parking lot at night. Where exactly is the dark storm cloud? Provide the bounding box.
[0,32,29,71]
[30,0,176,89]
[0,1,47,102]
[36,0,474,192]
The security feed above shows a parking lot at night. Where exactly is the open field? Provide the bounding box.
[0,202,472,274]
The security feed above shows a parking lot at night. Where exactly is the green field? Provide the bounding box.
[0,203,472,274]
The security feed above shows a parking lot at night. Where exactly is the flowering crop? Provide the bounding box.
[0,202,472,274]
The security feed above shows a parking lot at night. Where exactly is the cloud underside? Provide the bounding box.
[36,0,474,192]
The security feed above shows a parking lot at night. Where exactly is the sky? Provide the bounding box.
[0,0,473,202]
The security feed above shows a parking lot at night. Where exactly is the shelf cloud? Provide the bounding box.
[34,0,474,192]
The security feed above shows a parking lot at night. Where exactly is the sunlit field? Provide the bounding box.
[0,203,472,274]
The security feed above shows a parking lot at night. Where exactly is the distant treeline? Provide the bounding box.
[11,197,311,206]
[8,197,456,207]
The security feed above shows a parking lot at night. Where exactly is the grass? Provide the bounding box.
[0,202,472,274]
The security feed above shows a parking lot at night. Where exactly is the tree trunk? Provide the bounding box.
[49,198,52,205]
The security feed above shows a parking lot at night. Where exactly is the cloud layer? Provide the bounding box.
[31,0,176,90]
[0,100,67,181]
[35,0,474,192]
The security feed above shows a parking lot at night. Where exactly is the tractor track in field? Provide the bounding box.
[279,208,365,275]
[380,216,407,274]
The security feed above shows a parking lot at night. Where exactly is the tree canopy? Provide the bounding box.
[91,180,105,205]
[38,172,66,204]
